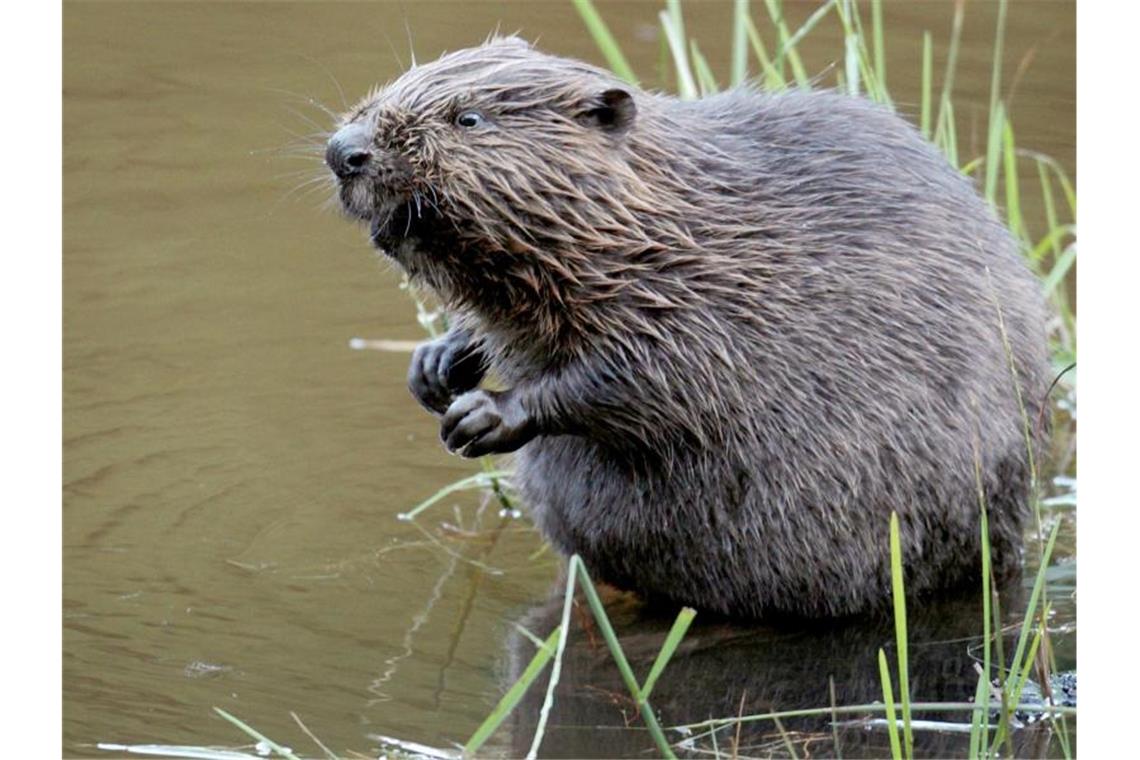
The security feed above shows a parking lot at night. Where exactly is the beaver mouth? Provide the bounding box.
[368,197,439,256]
[330,173,433,252]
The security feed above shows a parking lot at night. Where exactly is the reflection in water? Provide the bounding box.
[369,552,460,705]
[499,585,1071,759]
[370,493,518,709]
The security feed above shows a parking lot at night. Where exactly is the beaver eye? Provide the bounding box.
[455,110,487,129]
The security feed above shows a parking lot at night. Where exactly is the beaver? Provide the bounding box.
[324,37,1049,619]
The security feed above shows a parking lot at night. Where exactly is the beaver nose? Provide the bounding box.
[325,123,373,178]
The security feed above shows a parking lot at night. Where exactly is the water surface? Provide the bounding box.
[64,2,1075,756]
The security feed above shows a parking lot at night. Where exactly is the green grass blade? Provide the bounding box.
[988,0,1008,121]
[1022,152,1076,217]
[511,622,547,650]
[1007,618,1045,711]
[1035,159,1062,261]
[571,0,638,84]
[778,0,837,65]
[481,456,517,511]
[988,521,1060,753]
[465,626,562,755]
[941,99,958,167]
[989,578,1009,750]
[968,671,989,759]
[987,622,1045,756]
[871,0,886,92]
[1002,118,1025,243]
[212,709,303,760]
[1006,521,1060,681]
[1041,243,1076,297]
[1052,163,1077,217]
[773,716,800,759]
[743,12,784,89]
[690,40,720,95]
[397,470,512,521]
[877,649,903,760]
[844,32,861,96]
[575,559,677,759]
[974,449,993,757]
[888,513,913,759]
[933,0,965,145]
[402,278,444,338]
[640,606,697,703]
[920,31,933,139]
[658,20,672,90]
[960,157,984,177]
[526,556,579,759]
[660,6,698,99]
[833,0,888,103]
[983,101,1005,206]
[1055,714,1073,760]
[983,0,1008,205]
[829,677,843,759]
[731,0,750,87]
[844,0,890,104]
[1030,224,1074,266]
[1034,171,1074,351]
[763,0,811,86]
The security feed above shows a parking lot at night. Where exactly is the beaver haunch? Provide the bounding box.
[326,38,1049,619]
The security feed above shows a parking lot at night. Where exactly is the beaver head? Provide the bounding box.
[324,37,700,344]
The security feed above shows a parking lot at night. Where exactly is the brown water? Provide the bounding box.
[63,2,1075,757]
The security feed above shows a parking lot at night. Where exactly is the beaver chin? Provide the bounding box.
[367,199,439,262]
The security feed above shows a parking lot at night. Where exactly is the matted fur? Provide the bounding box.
[329,37,1049,618]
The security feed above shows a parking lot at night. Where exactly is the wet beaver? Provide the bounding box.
[325,38,1049,619]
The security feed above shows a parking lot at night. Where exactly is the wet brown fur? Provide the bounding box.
[329,38,1050,619]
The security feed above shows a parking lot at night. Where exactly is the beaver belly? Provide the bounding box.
[512,436,888,618]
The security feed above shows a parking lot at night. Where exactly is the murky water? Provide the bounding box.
[64,2,1075,757]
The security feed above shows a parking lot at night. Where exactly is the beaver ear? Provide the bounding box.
[576,88,636,134]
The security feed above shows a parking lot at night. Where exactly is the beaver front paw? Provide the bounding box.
[408,331,486,414]
[440,389,536,457]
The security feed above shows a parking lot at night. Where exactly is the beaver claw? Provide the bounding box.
[408,331,486,414]
[440,390,535,457]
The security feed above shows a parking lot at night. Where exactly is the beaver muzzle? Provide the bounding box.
[325,122,372,180]
[327,123,438,258]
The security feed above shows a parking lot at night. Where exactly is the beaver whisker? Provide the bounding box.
[270,149,328,162]
[272,167,328,183]
[269,171,336,217]
[367,202,401,243]
[265,85,344,122]
[295,183,339,209]
[291,54,351,112]
[417,189,443,217]
[379,203,398,229]
[255,134,330,159]
[281,104,339,140]
[403,200,415,237]
[275,175,337,209]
